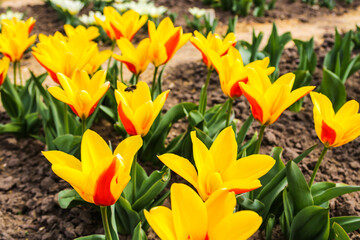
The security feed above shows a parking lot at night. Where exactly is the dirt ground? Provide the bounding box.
[0,0,360,239]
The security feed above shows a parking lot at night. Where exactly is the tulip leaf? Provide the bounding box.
[289,70,313,112]
[0,122,23,134]
[236,115,254,147]
[194,127,213,149]
[236,195,265,212]
[198,84,208,115]
[188,110,205,128]
[115,196,141,235]
[106,205,120,240]
[131,222,147,240]
[330,216,360,236]
[282,188,294,237]
[53,134,82,156]
[265,214,276,240]
[289,206,330,240]
[311,182,360,205]
[58,189,86,209]
[286,160,313,214]
[75,235,105,240]
[0,87,23,120]
[331,222,350,240]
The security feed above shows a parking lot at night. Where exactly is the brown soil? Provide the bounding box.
[1,0,360,239]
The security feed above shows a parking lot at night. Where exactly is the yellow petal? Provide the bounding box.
[144,207,176,240]
[113,135,143,174]
[48,86,71,105]
[42,151,81,170]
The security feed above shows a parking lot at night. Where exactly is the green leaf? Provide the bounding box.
[75,235,105,240]
[188,110,204,127]
[0,122,23,134]
[236,195,265,212]
[0,87,23,119]
[236,115,254,147]
[311,182,360,205]
[289,206,330,240]
[107,205,120,240]
[58,189,86,209]
[319,68,346,112]
[283,188,294,234]
[53,134,82,155]
[331,222,350,240]
[115,196,141,235]
[286,160,313,214]
[131,222,147,240]
[330,216,360,235]
[289,70,313,112]
[265,214,276,240]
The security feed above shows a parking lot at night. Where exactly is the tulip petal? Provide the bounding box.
[144,207,176,240]
[114,135,143,174]
[42,151,81,170]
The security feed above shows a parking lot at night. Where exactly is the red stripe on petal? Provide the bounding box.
[0,73,5,86]
[229,187,257,195]
[118,103,138,135]
[93,157,117,206]
[243,91,263,124]
[164,29,181,62]
[110,22,124,40]
[3,53,13,62]
[121,60,138,75]
[229,77,248,98]
[33,54,59,83]
[68,104,80,118]
[321,120,336,146]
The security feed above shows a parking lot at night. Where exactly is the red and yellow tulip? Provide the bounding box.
[115,81,169,137]
[64,24,99,42]
[113,38,150,75]
[148,17,191,67]
[0,57,10,86]
[158,127,275,201]
[84,47,112,75]
[145,183,262,240]
[42,129,142,206]
[0,17,37,62]
[310,92,360,148]
[48,70,110,119]
[239,67,315,125]
[191,31,236,69]
[209,47,275,99]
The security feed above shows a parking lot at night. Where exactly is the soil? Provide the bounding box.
[1,0,360,239]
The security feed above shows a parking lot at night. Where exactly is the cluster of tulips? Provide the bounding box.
[0,5,360,240]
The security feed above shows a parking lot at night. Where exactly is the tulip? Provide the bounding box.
[48,70,110,120]
[145,183,262,240]
[148,17,191,67]
[158,127,275,201]
[239,67,315,126]
[310,92,360,148]
[64,24,99,42]
[0,57,10,86]
[113,38,151,76]
[42,129,142,206]
[209,46,275,99]
[32,31,98,83]
[191,31,236,69]
[96,7,147,41]
[84,48,112,75]
[0,17,36,62]
[115,81,169,137]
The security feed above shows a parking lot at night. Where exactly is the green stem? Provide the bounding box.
[225,98,234,127]
[204,68,212,90]
[309,146,328,188]
[199,69,212,115]
[13,61,17,88]
[107,41,116,71]
[100,206,112,240]
[130,152,138,203]
[151,66,159,100]
[64,103,69,134]
[18,61,23,86]
[82,118,87,135]
[120,62,124,84]
[255,125,266,154]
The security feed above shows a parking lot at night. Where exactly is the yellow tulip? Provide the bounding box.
[0,17,37,62]
[48,70,110,119]
[0,57,10,86]
[96,7,147,41]
[148,17,191,67]
[115,81,169,137]
[209,46,275,99]
[113,38,150,75]
[191,31,236,69]
[145,183,262,240]
[32,30,98,84]
[42,129,142,206]
[239,67,315,126]
[158,127,275,201]
[310,92,360,148]
[64,24,99,42]
[84,48,112,75]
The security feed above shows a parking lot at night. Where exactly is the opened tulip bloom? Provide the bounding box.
[0,17,36,62]
[42,129,143,206]
[158,127,275,201]
[115,81,169,137]
[310,92,360,148]
[209,47,275,99]
[145,183,262,240]
[64,24,100,42]
[0,57,10,86]
[48,70,110,120]
[191,31,236,69]
[148,17,191,67]
[84,47,112,75]
[239,67,315,126]
[113,38,150,76]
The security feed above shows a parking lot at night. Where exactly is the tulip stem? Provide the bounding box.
[82,118,87,135]
[120,62,124,84]
[309,146,328,188]
[204,68,212,90]
[107,40,116,73]
[13,61,17,88]
[18,61,23,86]
[100,206,112,240]
[151,66,159,100]
[199,69,212,115]
[64,103,69,134]
[255,125,266,154]
[225,98,234,127]
[131,152,138,202]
